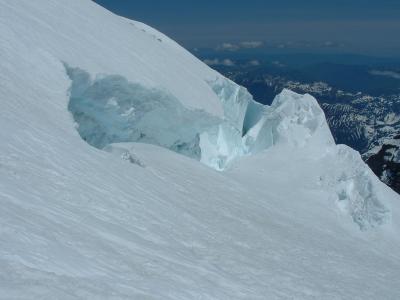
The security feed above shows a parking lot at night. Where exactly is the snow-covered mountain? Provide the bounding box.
[1,0,400,299]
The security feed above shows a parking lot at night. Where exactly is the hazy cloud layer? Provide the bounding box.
[203,58,235,66]
[369,70,400,79]
[248,60,260,66]
[217,41,264,51]
[241,41,263,48]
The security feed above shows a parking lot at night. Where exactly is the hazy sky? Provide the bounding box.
[93,0,400,56]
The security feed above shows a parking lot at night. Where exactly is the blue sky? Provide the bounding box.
[93,0,400,56]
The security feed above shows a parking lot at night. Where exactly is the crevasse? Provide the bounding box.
[66,65,332,170]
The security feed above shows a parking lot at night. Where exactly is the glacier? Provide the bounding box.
[1,0,400,299]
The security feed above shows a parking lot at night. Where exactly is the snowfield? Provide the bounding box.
[1,0,400,299]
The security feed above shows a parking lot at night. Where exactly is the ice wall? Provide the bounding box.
[67,66,219,161]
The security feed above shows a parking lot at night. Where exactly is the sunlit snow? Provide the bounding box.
[1,0,400,299]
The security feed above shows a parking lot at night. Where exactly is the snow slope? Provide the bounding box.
[1,0,400,299]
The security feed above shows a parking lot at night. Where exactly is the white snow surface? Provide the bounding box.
[1,0,400,299]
